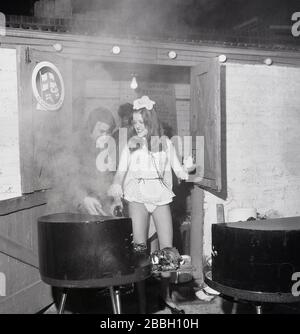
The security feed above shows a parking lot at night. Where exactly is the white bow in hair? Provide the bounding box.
[133,96,156,111]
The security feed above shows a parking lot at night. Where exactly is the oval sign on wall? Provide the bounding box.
[32,61,65,111]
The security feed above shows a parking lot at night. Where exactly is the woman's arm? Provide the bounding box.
[167,139,189,181]
[107,145,130,197]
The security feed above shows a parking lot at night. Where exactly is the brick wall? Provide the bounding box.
[203,62,300,255]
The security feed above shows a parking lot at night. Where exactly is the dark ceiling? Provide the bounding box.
[0,0,298,29]
[0,0,299,46]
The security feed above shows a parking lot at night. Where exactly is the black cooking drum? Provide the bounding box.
[212,217,300,293]
[38,213,141,287]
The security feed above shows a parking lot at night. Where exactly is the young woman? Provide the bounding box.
[108,96,192,313]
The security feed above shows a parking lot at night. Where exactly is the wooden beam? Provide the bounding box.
[0,280,52,314]
[0,191,47,216]
[17,46,35,194]
[0,234,39,268]
[2,28,300,67]
[190,185,204,283]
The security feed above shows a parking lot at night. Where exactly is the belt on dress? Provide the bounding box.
[136,177,169,191]
[137,177,162,184]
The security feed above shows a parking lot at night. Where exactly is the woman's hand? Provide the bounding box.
[183,156,196,173]
[107,183,123,199]
[83,196,107,215]
[177,170,189,181]
[110,198,124,217]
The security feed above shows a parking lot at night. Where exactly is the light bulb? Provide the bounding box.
[264,58,273,66]
[53,43,63,52]
[130,76,138,90]
[218,54,227,63]
[168,50,177,59]
[111,46,121,54]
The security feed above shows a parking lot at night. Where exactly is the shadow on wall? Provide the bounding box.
[171,178,193,255]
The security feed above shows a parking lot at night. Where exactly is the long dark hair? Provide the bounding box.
[128,107,167,153]
[87,107,116,134]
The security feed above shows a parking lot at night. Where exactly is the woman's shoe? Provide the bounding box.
[195,286,219,302]
[158,296,185,314]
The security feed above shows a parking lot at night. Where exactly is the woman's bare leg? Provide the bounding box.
[128,201,149,245]
[151,204,173,249]
[128,202,150,314]
[148,216,159,252]
[152,204,184,313]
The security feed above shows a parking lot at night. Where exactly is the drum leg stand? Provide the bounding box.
[58,288,68,314]
[255,304,263,314]
[136,281,146,314]
[231,298,238,314]
[109,286,122,314]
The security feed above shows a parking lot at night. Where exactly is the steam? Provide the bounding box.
[38,1,190,215]
[44,60,120,215]
[71,0,188,37]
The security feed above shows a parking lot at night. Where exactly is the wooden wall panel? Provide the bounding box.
[0,280,52,314]
[0,193,52,313]
[190,60,222,191]
[30,205,47,255]
[30,50,73,192]
[0,194,46,248]
[176,100,190,137]
[0,253,40,295]
[17,46,35,194]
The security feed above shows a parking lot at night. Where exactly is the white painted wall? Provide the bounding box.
[0,48,21,200]
[203,62,300,256]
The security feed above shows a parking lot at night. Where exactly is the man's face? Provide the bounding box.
[121,117,130,128]
[91,121,110,143]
